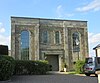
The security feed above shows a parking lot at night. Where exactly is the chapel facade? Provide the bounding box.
[11,17,88,71]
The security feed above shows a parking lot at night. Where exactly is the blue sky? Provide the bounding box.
[0,0,100,57]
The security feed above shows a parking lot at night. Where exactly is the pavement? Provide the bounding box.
[47,71,86,76]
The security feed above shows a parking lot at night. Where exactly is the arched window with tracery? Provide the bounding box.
[21,31,29,60]
[72,32,80,52]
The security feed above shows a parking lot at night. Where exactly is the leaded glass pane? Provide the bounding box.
[73,32,80,52]
[21,31,29,60]
[55,31,60,44]
[42,31,48,43]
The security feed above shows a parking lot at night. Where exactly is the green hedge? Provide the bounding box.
[0,55,15,81]
[75,60,85,74]
[14,60,50,75]
[0,56,50,80]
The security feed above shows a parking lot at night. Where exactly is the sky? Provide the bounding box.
[0,0,100,57]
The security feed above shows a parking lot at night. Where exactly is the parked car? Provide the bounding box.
[83,57,100,76]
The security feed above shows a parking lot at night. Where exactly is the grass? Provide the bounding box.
[67,71,76,74]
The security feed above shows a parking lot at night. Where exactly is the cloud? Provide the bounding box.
[88,32,100,44]
[0,22,2,25]
[56,5,74,18]
[88,32,100,56]
[56,5,63,18]
[0,28,5,33]
[0,35,11,50]
[76,0,100,12]
[0,22,5,33]
[0,22,10,50]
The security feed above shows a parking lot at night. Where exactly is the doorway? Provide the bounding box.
[46,55,59,71]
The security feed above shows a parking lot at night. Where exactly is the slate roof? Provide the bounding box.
[93,44,100,50]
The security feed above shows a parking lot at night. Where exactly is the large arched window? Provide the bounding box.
[72,32,80,52]
[21,31,29,60]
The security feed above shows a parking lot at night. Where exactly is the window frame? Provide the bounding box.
[72,32,80,52]
[54,31,61,44]
[42,30,49,44]
[20,30,30,60]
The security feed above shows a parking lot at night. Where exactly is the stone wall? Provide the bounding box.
[11,17,88,71]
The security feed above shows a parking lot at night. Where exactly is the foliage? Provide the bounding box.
[68,71,76,74]
[0,55,50,80]
[75,60,85,74]
[14,60,50,75]
[0,55,15,81]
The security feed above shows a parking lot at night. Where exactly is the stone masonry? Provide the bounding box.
[11,16,88,71]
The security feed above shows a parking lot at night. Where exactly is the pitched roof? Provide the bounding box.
[93,44,100,50]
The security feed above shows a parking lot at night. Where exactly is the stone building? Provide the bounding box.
[11,16,88,71]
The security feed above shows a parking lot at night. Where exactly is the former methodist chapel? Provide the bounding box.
[11,16,88,71]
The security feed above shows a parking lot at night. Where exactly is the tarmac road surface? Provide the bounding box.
[0,74,98,83]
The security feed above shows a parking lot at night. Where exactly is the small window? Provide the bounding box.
[97,57,100,64]
[42,31,48,44]
[55,31,60,44]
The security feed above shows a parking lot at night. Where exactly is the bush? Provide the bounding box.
[0,55,15,81]
[75,60,85,74]
[14,60,50,75]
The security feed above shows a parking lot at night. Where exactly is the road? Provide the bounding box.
[0,74,98,83]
